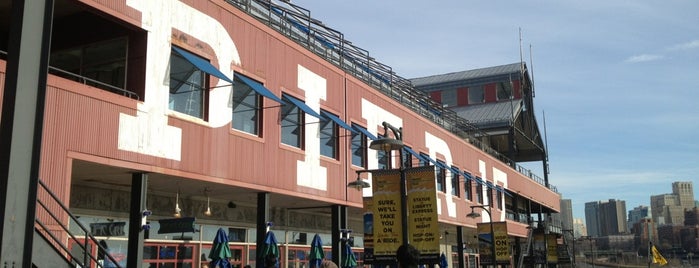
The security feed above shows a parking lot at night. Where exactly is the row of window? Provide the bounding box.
[431,81,514,108]
[168,46,505,210]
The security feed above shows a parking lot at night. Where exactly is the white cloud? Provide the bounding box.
[624,54,664,63]
[668,39,699,51]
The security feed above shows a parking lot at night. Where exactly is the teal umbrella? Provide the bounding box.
[260,231,279,268]
[342,243,357,268]
[309,234,325,268]
[209,228,232,268]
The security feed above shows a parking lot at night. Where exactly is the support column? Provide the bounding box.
[456,226,465,268]
[127,173,148,267]
[0,0,54,266]
[331,205,348,266]
[256,193,270,268]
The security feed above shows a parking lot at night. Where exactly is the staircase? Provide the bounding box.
[517,227,533,268]
[33,179,122,267]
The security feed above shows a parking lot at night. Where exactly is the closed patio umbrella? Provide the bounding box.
[209,228,232,268]
[439,252,448,268]
[342,243,357,268]
[309,234,325,268]
[260,231,280,268]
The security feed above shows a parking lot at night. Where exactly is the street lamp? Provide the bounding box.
[347,121,408,248]
[347,170,371,191]
[467,205,496,268]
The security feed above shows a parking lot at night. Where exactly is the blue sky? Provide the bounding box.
[290,1,699,220]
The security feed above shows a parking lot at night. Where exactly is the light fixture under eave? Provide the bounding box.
[174,191,182,218]
[369,137,403,152]
[347,178,370,191]
[466,208,480,219]
[204,189,212,216]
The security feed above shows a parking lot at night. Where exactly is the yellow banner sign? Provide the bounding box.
[406,166,439,256]
[371,170,402,256]
[477,221,509,264]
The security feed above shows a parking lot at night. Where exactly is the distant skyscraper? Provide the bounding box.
[673,181,695,209]
[585,201,601,237]
[573,218,586,237]
[628,205,650,232]
[560,199,573,230]
[650,181,695,226]
[585,199,627,237]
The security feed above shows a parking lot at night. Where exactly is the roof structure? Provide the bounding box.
[450,99,522,130]
[411,63,523,89]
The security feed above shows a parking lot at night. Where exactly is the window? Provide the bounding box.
[436,161,446,193]
[401,148,414,168]
[281,94,303,148]
[476,183,483,204]
[351,125,368,168]
[487,187,493,207]
[441,89,458,107]
[419,153,430,167]
[450,167,460,197]
[468,85,484,104]
[464,179,473,201]
[50,38,129,96]
[497,81,513,101]
[232,75,262,135]
[169,48,207,119]
[497,189,503,209]
[378,150,389,170]
[319,110,339,159]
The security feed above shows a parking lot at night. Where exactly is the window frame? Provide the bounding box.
[450,166,460,197]
[468,85,484,104]
[436,160,446,193]
[350,124,369,168]
[232,74,262,136]
[280,94,304,148]
[476,183,483,204]
[168,46,209,119]
[319,110,339,159]
[464,179,473,201]
[496,81,513,101]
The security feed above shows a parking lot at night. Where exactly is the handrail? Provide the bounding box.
[48,66,140,100]
[223,0,557,193]
[36,179,123,267]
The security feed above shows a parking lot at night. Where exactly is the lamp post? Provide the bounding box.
[347,121,408,248]
[367,122,408,247]
[467,205,496,268]
[563,229,575,267]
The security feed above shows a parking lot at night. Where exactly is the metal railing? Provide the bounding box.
[36,179,123,267]
[48,67,140,100]
[224,0,557,193]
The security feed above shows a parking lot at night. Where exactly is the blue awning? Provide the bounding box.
[449,166,460,176]
[423,156,448,170]
[496,185,513,197]
[172,46,233,84]
[474,176,485,186]
[234,73,284,104]
[352,125,378,140]
[486,181,495,190]
[283,96,323,119]
[403,147,428,162]
[320,110,356,133]
[460,170,473,181]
